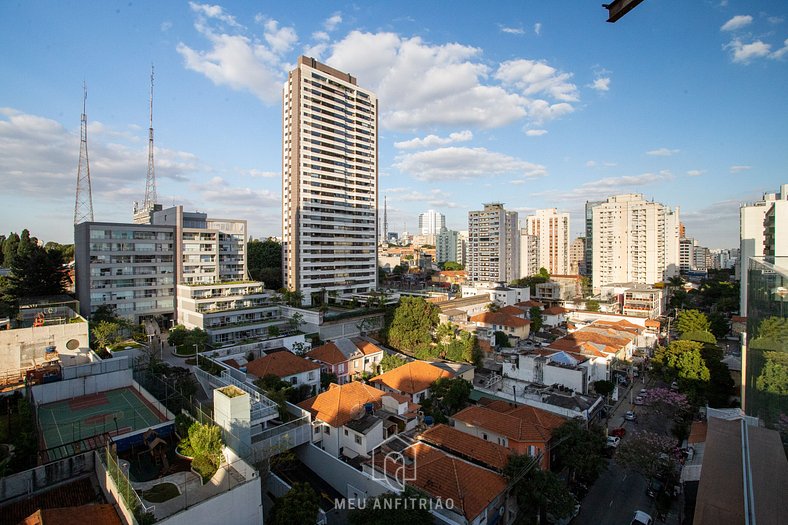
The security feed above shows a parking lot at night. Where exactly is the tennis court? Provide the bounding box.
[38,387,167,454]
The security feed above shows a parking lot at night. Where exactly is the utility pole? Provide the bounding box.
[73,82,94,224]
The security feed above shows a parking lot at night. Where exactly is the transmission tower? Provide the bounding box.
[383,195,388,242]
[74,83,94,224]
[143,65,157,210]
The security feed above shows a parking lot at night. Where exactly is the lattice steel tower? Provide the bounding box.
[74,83,94,224]
[144,65,157,210]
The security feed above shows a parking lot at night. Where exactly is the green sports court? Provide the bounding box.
[37,387,168,461]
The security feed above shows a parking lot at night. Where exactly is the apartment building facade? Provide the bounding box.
[418,209,445,235]
[468,203,519,283]
[519,230,539,278]
[591,194,680,292]
[282,56,378,306]
[526,208,570,276]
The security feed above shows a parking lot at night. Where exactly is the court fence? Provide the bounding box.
[97,445,155,525]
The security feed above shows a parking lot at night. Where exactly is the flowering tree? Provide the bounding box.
[616,431,677,480]
[642,387,691,420]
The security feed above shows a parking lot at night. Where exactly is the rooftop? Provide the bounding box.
[298,381,386,427]
[245,350,320,379]
[417,423,512,471]
[470,312,531,328]
[453,399,565,443]
[370,361,454,395]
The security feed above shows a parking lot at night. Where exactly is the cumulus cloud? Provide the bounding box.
[771,39,788,60]
[588,77,610,92]
[189,1,242,28]
[394,130,473,149]
[324,14,342,31]
[531,171,672,204]
[495,59,578,102]
[386,187,460,208]
[534,23,542,35]
[720,15,753,31]
[687,169,704,177]
[395,146,547,181]
[725,38,771,63]
[730,165,751,173]
[647,147,680,157]
[680,199,742,248]
[246,169,279,178]
[525,129,548,136]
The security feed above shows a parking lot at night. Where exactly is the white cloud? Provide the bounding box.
[534,22,542,35]
[725,38,772,63]
[525,129,548,136]
[768,16,784,25]
[495,59,579,102]
[394,130,473,149]
[161,21,173,32]
[246,169,279,178]
[771,38,788,60]
[588,77,611,92]
[585,160,597,168]
[193,176,280,207]
[189,2,242,28]
[687,169,704,177]
[263,20,298,54]
[395,146,547,181]
[730,165,751,173]
[386,187,459,208]
[500,26,525,35]
[324,14,342,31]
[720,15,753,31]
[646,147,680,156]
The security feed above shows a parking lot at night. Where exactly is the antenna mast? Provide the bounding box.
[74,82,94,224]
[383,195,388,242]
[143,65,157,210]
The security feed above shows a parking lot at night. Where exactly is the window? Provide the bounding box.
[353,359,360,368]
[308,371,315,380]
[482,433,488,441]
[314,426,320,435]
[355,435,362,445]
[324,426,330,435]
[290,376,298,385]
[344,429,349,436]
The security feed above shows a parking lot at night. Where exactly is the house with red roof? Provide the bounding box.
[502,348,590,393]
[470,311,531,340]
[306,337,384,384]
[244,350,321,395]
[451,399,566,470]
[370,360,455,403]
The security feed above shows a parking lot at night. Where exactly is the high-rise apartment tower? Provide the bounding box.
[526,208,570,275]
[468,203,519,283]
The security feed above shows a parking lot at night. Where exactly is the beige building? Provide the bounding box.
[526,208,570,276]
[282,56,378,306]
[468,203,519,283]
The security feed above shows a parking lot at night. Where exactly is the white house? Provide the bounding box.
[244,350,321,395]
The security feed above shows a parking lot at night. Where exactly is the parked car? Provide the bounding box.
[646,478,665,498]
[625,410,637,421]
[635,395,645,405]
[631,510,654,525]
[606,436,621,448]
[610,427,627,438]
[670,381,679,390]
[640,388,648,397]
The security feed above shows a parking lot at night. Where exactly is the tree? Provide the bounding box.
[247,238,282,290]
[708,312,730,339]
[348,487,434,525]
[385,297,439,354]
[2,233,19,267]
[92,321,121,349]
[2,243,69,300]
[441,261,464,271]
[641,387,691,421]
[615,431,677,481]
[679,330,716,344]
[505,453,576,525]
[428,377,471,417]
[379,353,407,373]
[676,309,710,335]
[320,372,338,391]
[269,482,319,525]
[585,300,600,312]
[593,380,615,397]
[494,330,510,347]
[529,307,543,332]
[652,340,710,403]
[288,312,304,332]
[551,420,606,484]
[167,325,209,353]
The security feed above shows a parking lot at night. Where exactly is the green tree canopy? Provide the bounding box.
[2,243,69,301]
[551,420,606,484]
[676,309,711,335]
[529,307,543,332]
[92,321,122,349]
[347,487,434,525]
[504,453,576,525]
[247,238,282,289]
[385,297,439,354]
[440,261,464,271]
[269,482,320,525]
[653,340,710,382]
[679,330,716,344]
[585,300,600,312]
[593,380,615,397]
[379,353,408,373]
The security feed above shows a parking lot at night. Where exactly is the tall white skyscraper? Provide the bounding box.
[526,208,570,275]
[282,57,378,306]
[591,194,680,292]
[739,183,788,312]
[419,209,446,235]
[468,203,519,283]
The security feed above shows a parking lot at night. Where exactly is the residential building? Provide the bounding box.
[74,221,175,324]
[468,203,519,284]
[519,230,540,278]
[416,423,513,472]
[591,194,680,292]
[694,244,710,272]
[680,237,695,272]
[542,306,570,327]
[436,228,459,264]
[502,349,589,393]
[470,311,531,340]
[306,337,385,384]
[584,200,603,283]
[569,236,586,275]
[418,209,445,235]
[282,56,378,306]
[457,230,469,268]
[452,399,566,470]
[244,350,321,395]
[621,286,663,318]
[370,361,455,403]
[526,208,571,275]
[738,183,788,312]
[533,275,583,305]
[461,282,531,307]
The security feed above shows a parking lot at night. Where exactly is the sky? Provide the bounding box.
[1,1,787,249]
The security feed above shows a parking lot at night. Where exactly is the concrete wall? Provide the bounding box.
[318,313,385,341]
[341,420,384,457]
[32,366,133,405]
[0,318,90,373]
[0,451,95,503]
[296,442,390,500]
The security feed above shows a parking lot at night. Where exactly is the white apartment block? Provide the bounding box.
[519,230,539,278]
[436,229,459,264]
[526,208,570,275]
[739,183,788,312]
[679,238,695,272]
[419,209,446,235]
[591,194,680,293]
[75,222,176,324]
[282,56,378,306]
[468,203,519,284]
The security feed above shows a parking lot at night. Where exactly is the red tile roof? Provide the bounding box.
[352,338,385,356]
[543,306,570,315]
[23,505,122,525]
[298,381,386,427]
[453,400,565,443]
[645,319,661,328]
[306,342,347,365]
[497,305,527,316]
[517,300,544,308]
[418,423,512,470]
[470,312,531,328]
[245,350,320,378]
[370,361,454,394]
[370,442,507,522]
[224,359,241,369]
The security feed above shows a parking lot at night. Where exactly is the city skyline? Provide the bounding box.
[2,1,787,248]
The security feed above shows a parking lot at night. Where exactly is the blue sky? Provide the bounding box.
[1,1,786,249]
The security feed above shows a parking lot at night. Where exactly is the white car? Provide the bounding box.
[606,436,621,448]
[635,395,645,405]
[625,410,637,421]
[631,510,653,525]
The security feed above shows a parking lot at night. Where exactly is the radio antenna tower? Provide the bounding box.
[74,82,94,224]
[143,65,157,210]
[383,195,388,242]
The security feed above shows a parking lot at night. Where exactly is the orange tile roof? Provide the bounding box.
[418,423,512,470]
[453,401,565,443]
[592,319,643,333]
[245,350,320,378]
[543,306,570,315]
[306,342,347,365]
[370,361,454,394]
[298,381,386,427]
[23,505,123,525]
[352,338,385,356]
[517,300,544,308]
[470,312,531,328]
[645,319,661,328]
[224,359,241,369]
[370,442,507,522]
[498,305,526,316]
